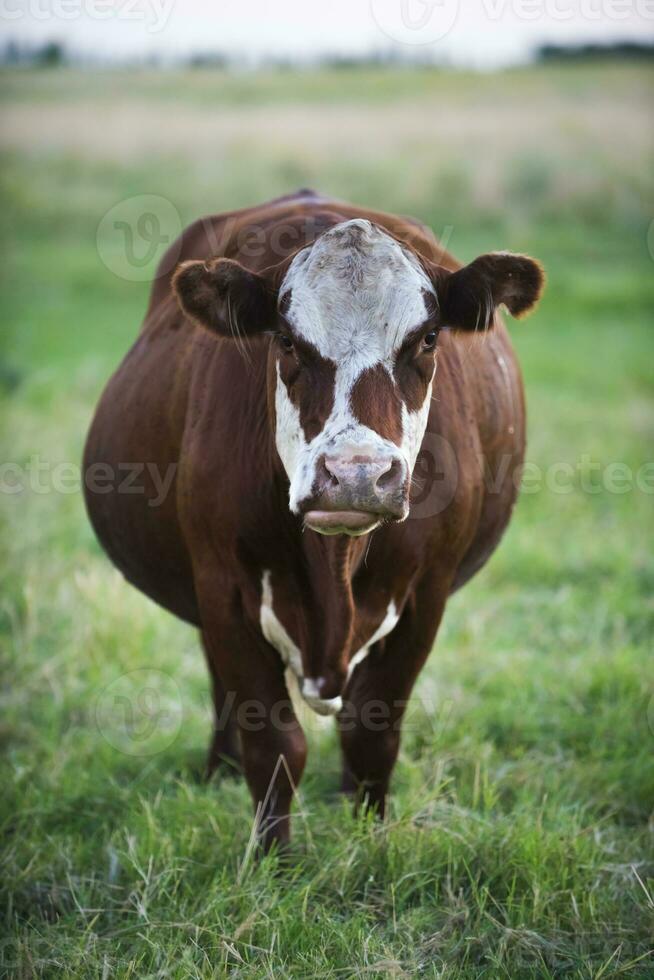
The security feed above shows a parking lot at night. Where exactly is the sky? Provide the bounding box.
[2,0,653,68]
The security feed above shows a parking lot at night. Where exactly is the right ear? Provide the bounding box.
[172,258,277,337]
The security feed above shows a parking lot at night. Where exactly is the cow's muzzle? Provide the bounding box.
[303,452,409,536]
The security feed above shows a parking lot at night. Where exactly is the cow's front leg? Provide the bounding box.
[339,582,447,817]
[201,619,307,853]
[202,639,242,778]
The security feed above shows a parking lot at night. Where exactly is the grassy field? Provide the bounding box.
[1,63,653,978]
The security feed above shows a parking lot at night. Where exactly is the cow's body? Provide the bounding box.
[84,190,539,850]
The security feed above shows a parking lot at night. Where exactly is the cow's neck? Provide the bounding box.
[266,433,369,691]
[299,527,367,695]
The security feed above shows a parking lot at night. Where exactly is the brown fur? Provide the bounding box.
[83,189,542,852]
[276,333,337,443]
[349,365,403,447]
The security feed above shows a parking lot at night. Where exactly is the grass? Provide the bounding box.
[1,63,653,977]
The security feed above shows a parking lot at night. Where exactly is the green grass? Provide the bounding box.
[1,64,653,978]
[1,60,652,107]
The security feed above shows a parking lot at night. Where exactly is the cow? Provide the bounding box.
[83,189,544,852]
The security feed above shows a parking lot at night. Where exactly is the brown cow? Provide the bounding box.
[83,189,543,851]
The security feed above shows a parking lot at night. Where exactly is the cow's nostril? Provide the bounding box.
[376,458,402,492]
[319,455,340,488]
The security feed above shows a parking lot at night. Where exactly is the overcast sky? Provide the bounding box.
[3,0,653,67]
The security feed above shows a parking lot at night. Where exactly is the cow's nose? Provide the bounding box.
[323,454,402,494]
[320,453,408,516]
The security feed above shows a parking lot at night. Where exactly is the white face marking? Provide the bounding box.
[347,599,400,681]
[274,360,307,484]
[259,570,342,716]
[274,220,436,513]
[401,380,433,469]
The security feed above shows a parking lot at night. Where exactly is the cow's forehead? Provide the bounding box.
[280,219,435,365]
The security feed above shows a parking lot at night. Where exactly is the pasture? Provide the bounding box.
[1,62,653,977]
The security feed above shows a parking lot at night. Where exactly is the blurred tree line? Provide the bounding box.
[1,38,652,70]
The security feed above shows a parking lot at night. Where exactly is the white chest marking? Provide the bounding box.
[259,570,303,678]
[259,570,343,717]
[299,678,343,717]
[347,600,400,681]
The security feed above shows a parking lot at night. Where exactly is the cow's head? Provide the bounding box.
[174,219,543,535]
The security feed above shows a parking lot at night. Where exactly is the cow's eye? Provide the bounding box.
[422,331,437,350]
[278,333,294,353]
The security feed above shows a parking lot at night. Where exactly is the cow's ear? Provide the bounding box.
[172,258,277,337]
[436,252,544,331]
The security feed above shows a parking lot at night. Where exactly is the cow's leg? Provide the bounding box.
[202,631,241,778]
[200,617,307,853]
[339,580,448,817]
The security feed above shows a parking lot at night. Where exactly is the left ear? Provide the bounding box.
[435,252,545,331]
[172,257,278,337]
